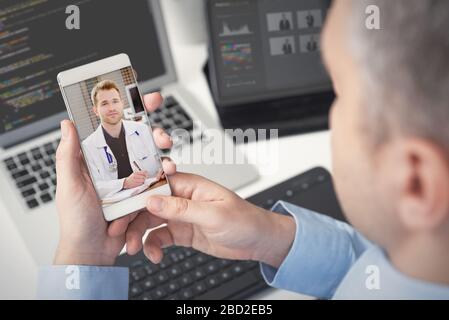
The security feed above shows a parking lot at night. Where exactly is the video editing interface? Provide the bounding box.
[0,0,164,135]
[209,0,332,106]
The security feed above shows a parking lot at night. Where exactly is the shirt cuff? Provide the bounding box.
[37,266,129,300]
[259,201,357,299]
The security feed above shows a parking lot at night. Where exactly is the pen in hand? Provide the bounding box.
[133,160,142,171]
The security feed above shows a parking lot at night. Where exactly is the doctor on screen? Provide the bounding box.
[82,80,163,199]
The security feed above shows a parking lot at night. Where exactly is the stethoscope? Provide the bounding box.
[103,146,117,172]
[102,131,141,173]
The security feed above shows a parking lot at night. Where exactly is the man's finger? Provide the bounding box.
[126,213,166,255]
[108,212,138,237]
[143,92,163,113]
[56,120,82,186]
[161,157,176,176]
[146,195,209,226]
[163,172,228,200]
[152,127,172,150]
[134,171,148,178]
[143,227,174,264]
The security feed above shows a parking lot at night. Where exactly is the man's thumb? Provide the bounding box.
[147,196,204,225]
[56,120,82,184]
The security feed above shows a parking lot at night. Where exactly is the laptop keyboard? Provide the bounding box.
[3,141,59,209]
[116,167,345,300]
[2,96,196,210]
[117,247,265,300]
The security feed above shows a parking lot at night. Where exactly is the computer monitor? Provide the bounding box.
[0,0,176,148]
[206,0,334,136]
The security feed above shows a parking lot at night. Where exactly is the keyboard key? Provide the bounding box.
[140,292,152,300]
[44,143,55,153]
[179,274,194,287]
[40,171,50,179]
[26,199,39,209]
[170,251,186,262]
[155,271,169,284]
[174,118,183,126]
[195,270,262,300]
[130,284,142,297]
[205,276,219,289]
[191,268,205,280]
[32,153,43,161]
[51,178,57,186]
[145,265,157,275]
[231,264,243,275]
[143,277,156,290]
[32,164,42,172]
[194,254,209,265]
[168,265,182,278]
[19,158,30,166]
[38,183,49,191]
[181,259,194,271]
[4,158,14,166]
[165,281,179,293]
[12,169,29,180]
[179,288,193,299]
[218,259,232,268]
[164,96,177,108]
[183,248,195,257]
[44,158,54,166]
[21,188,36,198]
[191,282,206,295]
[204,261,218,274]
[151,288,167,300]
[159,256,172,269]
[40,193,52,203]
[6,162,17,171]
[131,268,146,282]
[219,269,232,282]
[17,177,37,188]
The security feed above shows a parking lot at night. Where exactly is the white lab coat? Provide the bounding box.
[82,120,161,199]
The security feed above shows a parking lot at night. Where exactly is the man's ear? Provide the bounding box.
[397,138,449,232]
[92,105,98,117]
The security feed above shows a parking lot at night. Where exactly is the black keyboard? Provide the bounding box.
[1,96,197,210]
[115,167,345,300]
[3,140,60,209]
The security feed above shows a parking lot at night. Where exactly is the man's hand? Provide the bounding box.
[124,171,148,189]
[155,168,165,182]
[125,173,296,269]
[54,92,176,266]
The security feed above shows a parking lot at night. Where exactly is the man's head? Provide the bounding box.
[322,0,449,250]
[91,80,124,126]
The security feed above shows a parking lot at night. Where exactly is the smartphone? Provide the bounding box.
[57,54,171,221]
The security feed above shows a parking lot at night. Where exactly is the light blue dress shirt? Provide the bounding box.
[37,201,449,300]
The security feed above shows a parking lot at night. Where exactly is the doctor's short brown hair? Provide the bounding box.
[91,80,121,106]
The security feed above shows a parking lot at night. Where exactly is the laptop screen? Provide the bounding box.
[207,0,332,107]
[0,0,174,147]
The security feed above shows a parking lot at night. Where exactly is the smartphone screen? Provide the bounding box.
[59,63,170,220]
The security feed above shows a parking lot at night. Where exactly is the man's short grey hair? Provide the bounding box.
[349,0,449,151]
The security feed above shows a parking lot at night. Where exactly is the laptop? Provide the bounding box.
[205,0,334,138]
[0,0,259,265]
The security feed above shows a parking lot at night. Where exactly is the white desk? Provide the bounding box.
[0,0,332,299]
